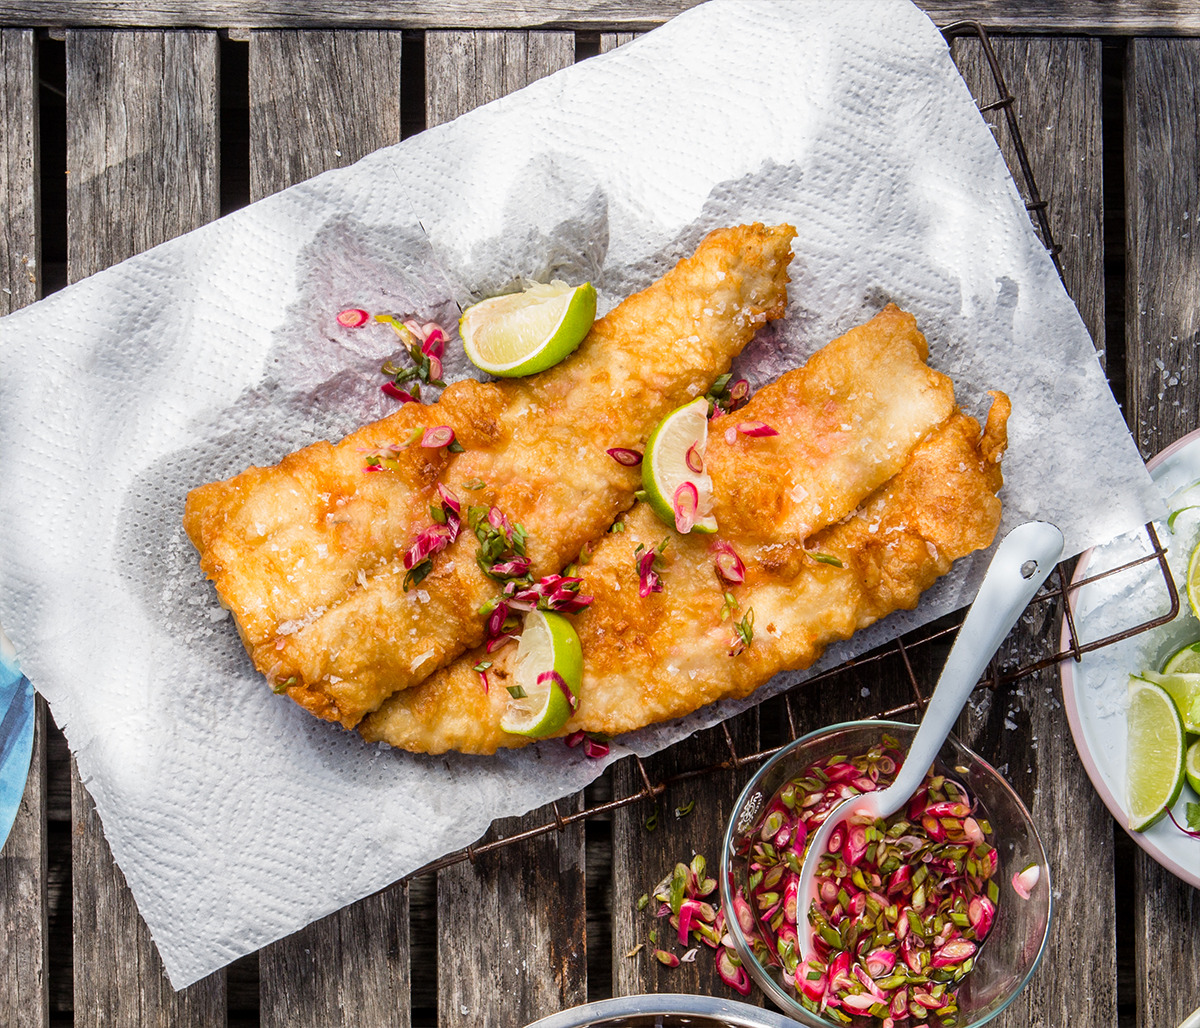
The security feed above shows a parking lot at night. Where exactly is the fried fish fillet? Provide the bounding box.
[185,224,796,727]
[359,319,1010,754]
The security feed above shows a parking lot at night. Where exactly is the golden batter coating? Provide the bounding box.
[185,223,796,727]
[359,323,1010,755]
[707,304,955,543]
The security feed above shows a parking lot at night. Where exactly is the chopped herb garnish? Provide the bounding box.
[447,440,465,453]
[720,590,738,622]
[403,558,433,590]
[464,478,487,490]
[674,799,696,819]
[506,685,527,700]
[703,372,750,417]
[730,608,755,655]
[377,316,450,401]
[608,520,626,533]
[635,538,670,597]
[809,552,845,568]
[472,660,493,673]
[645,809,659,832]
[636,893,649,911]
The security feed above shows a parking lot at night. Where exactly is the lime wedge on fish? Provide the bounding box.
[460,281,596,377]
[642,397,718,534]
[1136,669,1200,734]
[500,610,583,738]
[1126,674,1186,831]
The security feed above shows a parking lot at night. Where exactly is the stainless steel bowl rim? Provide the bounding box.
[522,993,805,1027]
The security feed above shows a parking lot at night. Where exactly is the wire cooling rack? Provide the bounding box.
[406,22,1178,877]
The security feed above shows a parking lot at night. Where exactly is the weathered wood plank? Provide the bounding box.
[247,29,413,1028]
[258,884,411,1027]
[438,798,589,1024]
[423,31,587,1023]
[426,30,575,128]
[610,709,760,998]
[598,32,638,54]
[66,30,220,278]
[0,697,49,1028]
[1125,37,1200,1028]
[959,36,1105,351]
[0,28,39,314]
[0,31,47,1028]
[1133,856,1200,1028]
[1126,38,1200,460]
[66,28,225,1026]
[5,1,1200,34]
[248,29,403,200]
[951,36,1118,1028]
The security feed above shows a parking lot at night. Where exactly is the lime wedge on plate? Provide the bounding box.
[1137,669,1200,734]
[1187,539,1200,621]
[642,397,718,534]
[1187,738,1200,798]
[460,281,596,377]
[1162,639,1200,675]
[1126,674,1187,831]
[500,610,583,738]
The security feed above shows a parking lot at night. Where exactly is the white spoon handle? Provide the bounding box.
[885,521,1064,806]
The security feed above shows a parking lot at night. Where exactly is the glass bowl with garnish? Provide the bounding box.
[720,720,1051,1028]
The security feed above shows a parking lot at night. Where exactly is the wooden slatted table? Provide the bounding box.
[1,5,1198,1027]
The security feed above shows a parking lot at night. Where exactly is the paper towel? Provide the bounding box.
[0,0,1161,986]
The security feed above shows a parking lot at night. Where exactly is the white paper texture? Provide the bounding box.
[0,0,1161,986]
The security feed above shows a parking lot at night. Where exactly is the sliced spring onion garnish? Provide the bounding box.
[382,381,418,403]
[607,446,644,466]
[421,426,456,448]
[735,421,779,437]
[1011,862,1040,899]
[729,608,754,656]
[711,540,746,584]
[673,481,699,534]
[538,669,578,713]
[635,539,669,597]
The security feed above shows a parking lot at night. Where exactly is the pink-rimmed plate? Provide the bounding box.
[1060,428,1200,888]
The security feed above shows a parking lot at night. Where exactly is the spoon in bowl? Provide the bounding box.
[795,520,1064,962]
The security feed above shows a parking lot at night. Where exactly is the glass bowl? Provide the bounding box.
[720,720,1051,1028]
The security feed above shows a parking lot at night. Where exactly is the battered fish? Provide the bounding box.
[185,224,796,727]
[360,318,1010,754]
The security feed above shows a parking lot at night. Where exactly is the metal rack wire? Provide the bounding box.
[405,22,1178,878]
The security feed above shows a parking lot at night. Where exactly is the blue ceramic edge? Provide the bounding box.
[0,646,36,851]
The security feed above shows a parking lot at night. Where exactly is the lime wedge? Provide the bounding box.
[1187,539,1200,622]
[1187,738,1200,798]
[460,281,596,377]
[499,610,584,738]
[1126,674,1186,831]
[1136,669,1200,734]
[1162,640,1200,675]
[642,397,718,534]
